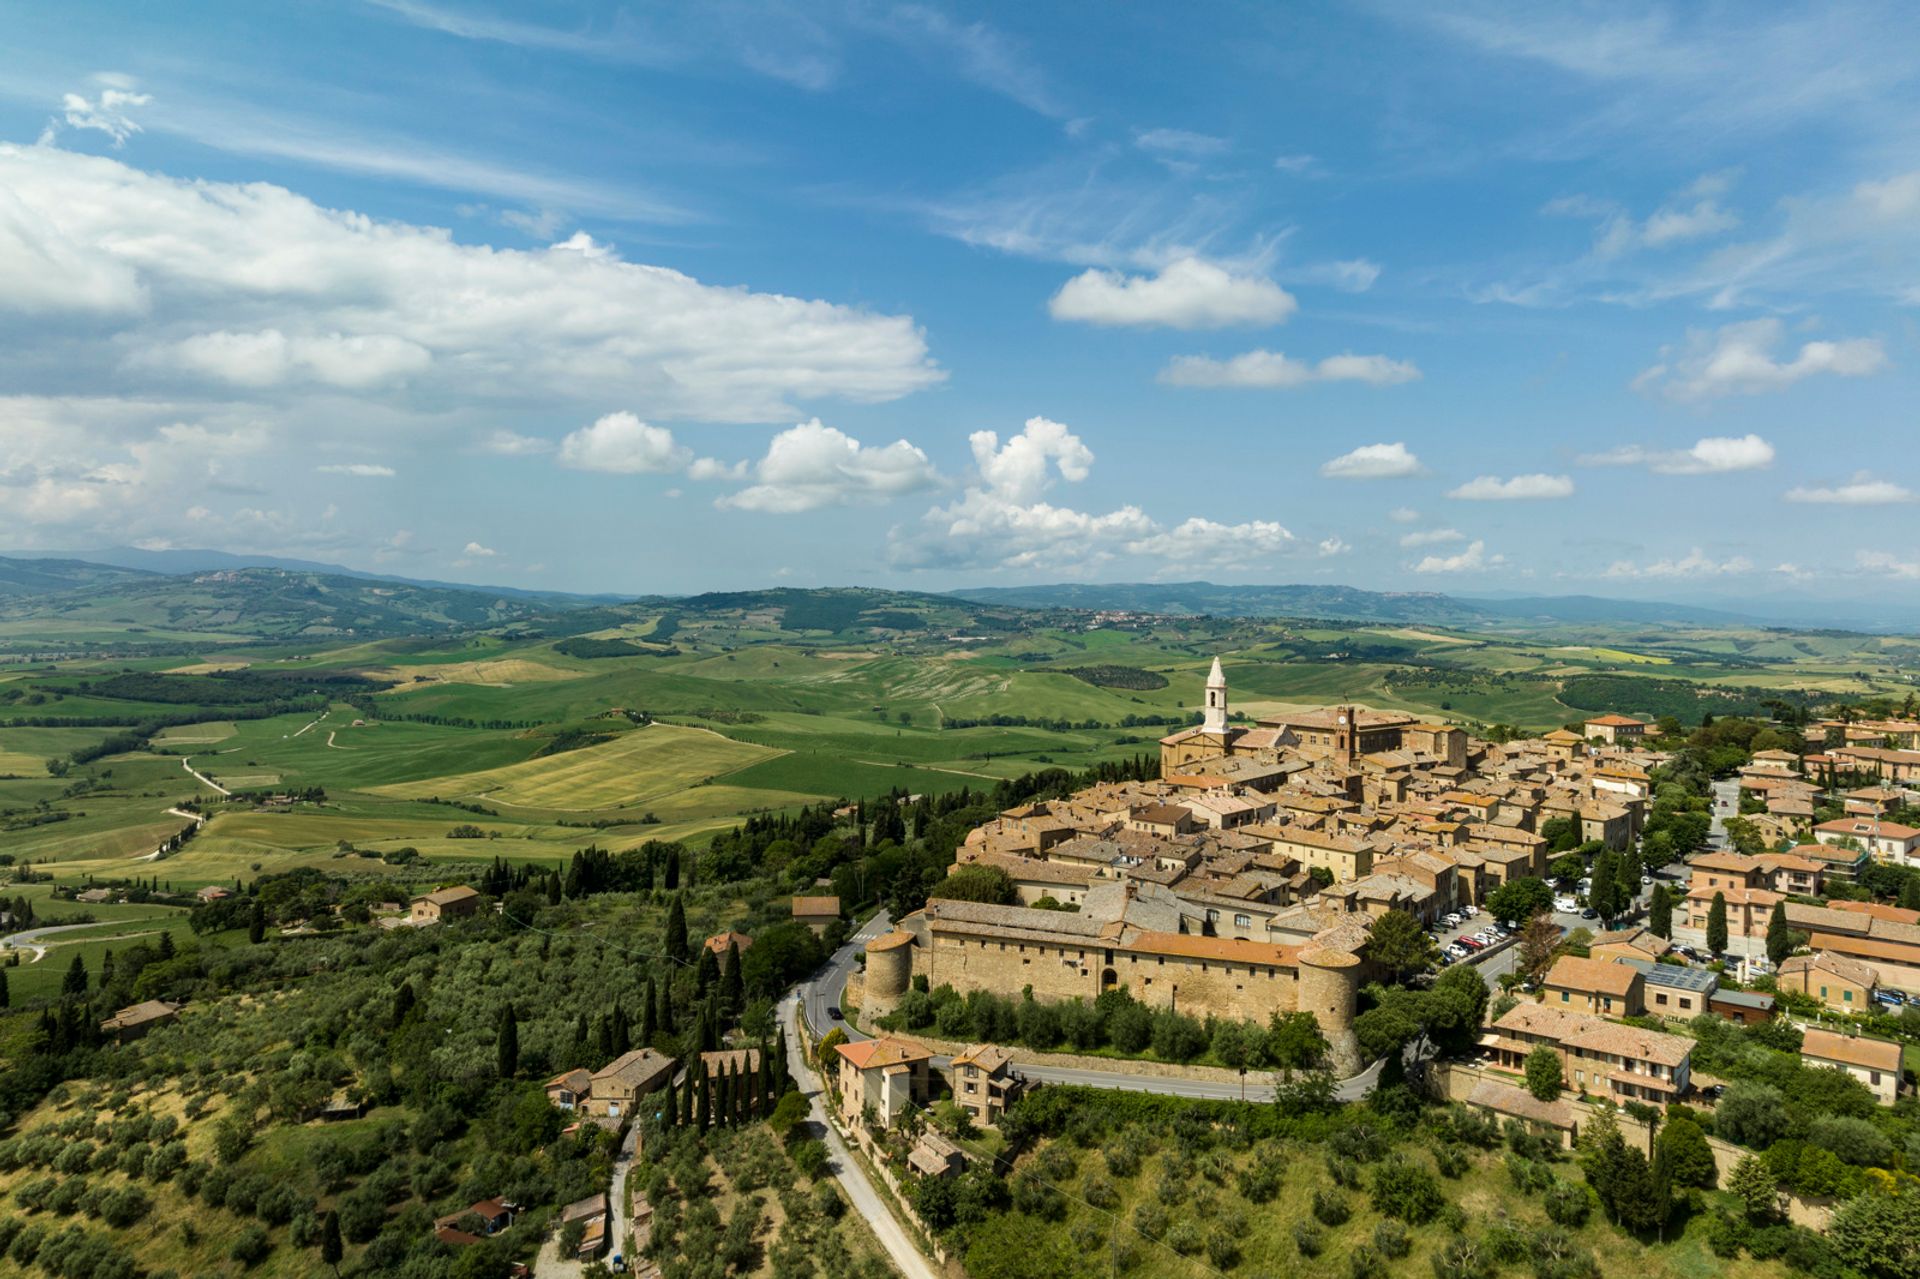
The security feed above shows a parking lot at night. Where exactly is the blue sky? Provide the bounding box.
[2,2,1919,603]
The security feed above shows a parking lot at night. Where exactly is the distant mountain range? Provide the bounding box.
[946,581,1761,628]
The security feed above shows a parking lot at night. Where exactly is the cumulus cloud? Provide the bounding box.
[1633,319,1886,401]
[462,540,499,558]
[1320,442,1422,480]
[887,415,1302,573]
[1317,536,1350,557]
[1785,473,1915,505]
[316,463,396,477]
[1603,549,1755,579]
[0,144,941,421]
[1160,350,1420,389]
[557,412,692,474]
[1049,257,1296,329]
[156,329,434,389]
[1399,528,1466,548]
[1412,540,1500,574]
[716,419,941,513]
[1446,474,1574,501]
[1578,433,1774,474]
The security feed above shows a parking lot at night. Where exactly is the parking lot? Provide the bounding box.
[1431,869,1678,983]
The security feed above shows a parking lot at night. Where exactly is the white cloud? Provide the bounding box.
[1317,536,1350,557]
[1858,550,1920,580]
[0,144,942,422]
[1049,257,1296,329]
[687,457,749,482]
[1399,528,1466,548]
[888,415,1306,573]
[557,412,692,474]
[1412,540,1500,574]
[1387,507,1420,524]
[316,463,396,477]
[462,541,499,558]
[1633,319,1886,401]
[1128,518,1296,569]
[1577,433,1774,474]
[1446,474,1575,501]
[1321,442,1422,480]
[1160,349,1420,389]
[1273,153,1318,174]
[1603,549,1755,579]
[157,330,434,389]
[1785,473,1915,505]
[716,419,941,514]
[477,430,553,456]
[50,85,151,146]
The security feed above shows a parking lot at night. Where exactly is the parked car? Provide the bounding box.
[1462,905,1479,918]
[1875,990,1907,1007]
[827,1006,843,1020]
[1443,912,1463,927]
[1446,942,1470,959]
[1580,908,1598,919]
[1458,936,1484,951]
[1641,874,1655,885]
[1553,898,1579,913]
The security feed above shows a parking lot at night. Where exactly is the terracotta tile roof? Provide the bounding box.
[1583,715,1647,727]
[1801,1028,1902,1073]
[835,1036,933,1071]
[1546,955,1641,998]
[1785,947,1886,986]
[952,1043,1015,1073]
[1561,1022,1692,1068]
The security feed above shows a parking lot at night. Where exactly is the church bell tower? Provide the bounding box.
[1202,657,1229,736]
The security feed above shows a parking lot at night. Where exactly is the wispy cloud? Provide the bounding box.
[1786,473,1914,506]
[1446,474,1574,501]
[1633,320,1886,401]
[1162,350,1420,389]
[1578,434,1773,475]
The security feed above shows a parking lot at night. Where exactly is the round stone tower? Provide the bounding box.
[1296,946,1364,1078]
[862,931,915,1017]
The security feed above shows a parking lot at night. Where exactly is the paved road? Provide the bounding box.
[533,1128,636,1278]
[781,989,941,1279]
[0,921,119,962]
[1707,778,1739,849]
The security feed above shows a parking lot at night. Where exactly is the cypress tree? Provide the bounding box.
[158,929,175,960]
[665,894,690,965]
[100,949,115,990]
[497,1005,519,1078]
[662,1075,679,1128]
[1707,891,1729,955]
[248,903,266,945]
[696,944,719,994]
[640,978,657,1044]
[611,1005,630,1057]
[0,967,9,1010]
[720,940,744,1014]
[681,1066,696,1126]
[321,1208,344,1270]
[773,1029,789,1092]
[63,953,87,997]
[717,1063,732,1127]
[1766,900,1792,966]
[392,980,417,1027]
[546,872,562,906]
[658,980,676,1036]
[597,1015,615,1060]
[1648,884,1673,939]
[695,1063,711,1130]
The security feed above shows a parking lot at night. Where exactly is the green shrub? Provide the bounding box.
[1294,1221,1324,1258]
[1313,1187,1351,1226]
[1373,1219,1411,1258]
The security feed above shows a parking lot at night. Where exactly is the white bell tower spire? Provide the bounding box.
[1202,656,1228,735]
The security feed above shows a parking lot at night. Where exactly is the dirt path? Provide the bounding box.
[131,807,205,861]
[290,709,328,738]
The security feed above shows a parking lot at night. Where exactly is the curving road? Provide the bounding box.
[0,920,124,963]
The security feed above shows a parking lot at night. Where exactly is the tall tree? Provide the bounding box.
[496,1004,519,1079]
[320,1209,344,1271]
[640,978,657,1044]
[695,944,720,995]
[62,953,87,997]
[0,967,8,1009]
[1765,900,1792,966]
[695,1063,711,1130]
[248,902,266,945]
[1648,885,1673,939]
[1706,891,1729,955]
[392,980,417,1027]
[1725,1154,1780,1223]
[665,895,690,965]
[657,979,676,1037]
[720,939,745,1014]
[158,930,174,960]
[611,1004,630,1057]
[662,1074,679,1128]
